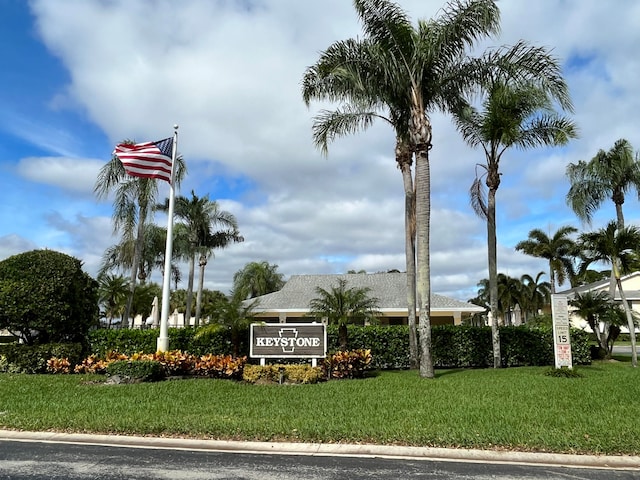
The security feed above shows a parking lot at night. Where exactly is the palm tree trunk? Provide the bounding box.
[415,147,434,379]
[610,204,626,298]
[338,323,348,351]
[615,270,637,367]
[411,93,434,379]
[397,141,418,369]
[185,253,196,327]
[195,255,207,327]
[123,209,146,328]
[487,186,501,368]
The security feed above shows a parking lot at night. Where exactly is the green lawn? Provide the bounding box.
[1,361,639,455]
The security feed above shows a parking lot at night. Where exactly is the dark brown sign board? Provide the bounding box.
[250,323,327,359]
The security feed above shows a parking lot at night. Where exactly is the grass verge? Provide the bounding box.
[1,361,639,455]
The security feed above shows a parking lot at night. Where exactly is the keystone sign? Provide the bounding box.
[250,323,326,359]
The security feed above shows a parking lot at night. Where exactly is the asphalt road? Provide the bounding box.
[1,439,639,480]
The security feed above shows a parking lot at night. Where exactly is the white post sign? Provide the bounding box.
[551,294,573,369]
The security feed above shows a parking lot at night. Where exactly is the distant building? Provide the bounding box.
[248,272,484,325]
[558,271,640,331]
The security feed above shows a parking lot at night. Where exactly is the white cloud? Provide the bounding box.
[16,157,103,194]
[5,0,639,302]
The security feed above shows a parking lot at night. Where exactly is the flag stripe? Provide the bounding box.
[113,137,174,183]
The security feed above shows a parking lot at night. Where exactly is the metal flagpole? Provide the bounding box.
[157,124,179,352]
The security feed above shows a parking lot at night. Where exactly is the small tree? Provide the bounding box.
[579,222,640,367]
[198,289,256,356]
[307,279,380,351]
[0,250,99,346]
[569,291,624,358]
[232,261,285,300]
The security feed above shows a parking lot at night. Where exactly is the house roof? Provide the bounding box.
[248,273,485,314]
[557,271,640,300]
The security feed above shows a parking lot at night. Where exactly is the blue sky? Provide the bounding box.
[1,0,639,300]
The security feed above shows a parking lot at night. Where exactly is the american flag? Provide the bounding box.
[113,137,173,183]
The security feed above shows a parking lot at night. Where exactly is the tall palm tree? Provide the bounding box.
[566,139,640,297]
[194,229,243,326]
[566,139,640,230]
[455,78,576,367]
[579,221,640,367]
[94,142,186,326]
[159,191,240,326]
[232,261,285,300]
[308,278,381,351]
[515,226,578,293]
[304,0,505,378]
[303,46,419,368]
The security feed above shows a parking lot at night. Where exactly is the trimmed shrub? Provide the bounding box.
[242,364,324,384]
[327,325,410,369]
[0,343,83,374]
[46,357,71,374]
[0,249,99,347]
[324,349,372,379]
[106,360,165,382]
[87,325,251,358]
[193,354,246,380]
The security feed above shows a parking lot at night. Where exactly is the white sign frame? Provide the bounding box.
[551,294,573,369]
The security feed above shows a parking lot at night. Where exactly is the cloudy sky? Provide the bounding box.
[1,0,639,301]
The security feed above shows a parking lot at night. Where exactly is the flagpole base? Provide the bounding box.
[157,336,169,353]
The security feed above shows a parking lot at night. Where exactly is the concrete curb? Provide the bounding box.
[1,430,639,470]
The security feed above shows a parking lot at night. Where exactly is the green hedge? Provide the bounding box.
[0,343,83,374]
[328,324,590,369]
[87,327,250,357]
[85,324,590,370]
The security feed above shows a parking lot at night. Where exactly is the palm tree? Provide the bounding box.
[519,272,551,322]
[100,224,182,293]
[197,289,257,356]
[194,229,243,326]
[97,273,130,328]
[566,139,640,230]
[515,226,578,293]
[303,41,419,368]
[94,142,186,326]
[304,0,506,378]
[496,273,522,326]
[232,261,285,300]
[568,291,619,357]
[579,221,640,367]
[307,278,381,351]
[159,191,240,326]
[455,78,576,367]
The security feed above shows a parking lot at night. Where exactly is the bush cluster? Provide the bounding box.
[324,349,372,379]
[106,360,165,382]
[243,364,325,384]
[62,350,247,380]
[0,343,83,374]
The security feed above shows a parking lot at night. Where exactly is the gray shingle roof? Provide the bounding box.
[249,273,484,313]
[557,271,640,300]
